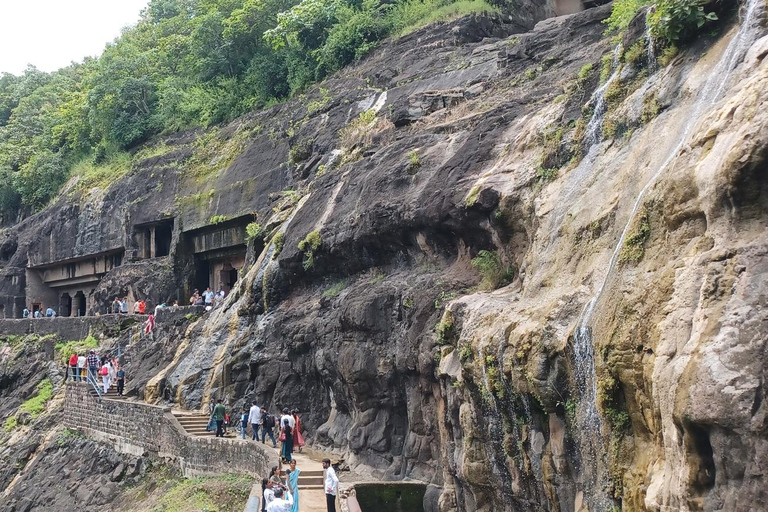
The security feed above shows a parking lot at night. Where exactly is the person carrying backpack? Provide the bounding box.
[261,407,276,447]
[100,363,110,394]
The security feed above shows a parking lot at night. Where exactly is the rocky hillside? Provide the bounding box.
[1,0,767,511]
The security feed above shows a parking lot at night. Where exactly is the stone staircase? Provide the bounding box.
[172,412,217,437]
[88,384,127,400]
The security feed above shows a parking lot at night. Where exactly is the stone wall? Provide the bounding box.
[0,315,138,339]
[64,383,273,478]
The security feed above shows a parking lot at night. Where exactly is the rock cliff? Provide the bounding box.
[1,1,767,511]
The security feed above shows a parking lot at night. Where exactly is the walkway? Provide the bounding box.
[242,446,327,512]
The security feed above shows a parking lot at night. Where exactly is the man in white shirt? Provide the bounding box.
[323,458,338,512]
[249,401,261,440]
[203,287,215,305]
[77,354,87,381]
[280,408,295,429]
[266,488,293,512]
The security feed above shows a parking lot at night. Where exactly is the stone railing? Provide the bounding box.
[64,382,272,477]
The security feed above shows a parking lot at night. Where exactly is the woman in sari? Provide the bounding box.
[292,410,305,452]
[280,419,293,463]
[287,459,300,512]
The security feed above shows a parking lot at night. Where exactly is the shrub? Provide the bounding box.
[623,41,646,66]
[641,92,662,123]
[536,167,559,182]
[289,139,313,164]
[271,232,285,257]
[604,0,652,33]
[19,379,53,418]
[55,336,99,365]
[209,215,230,224]
[245,222,263,243]
[650,0,718,41]
[436,311,455,345]
[298,230,322,270]
[471,250,515,290]
[600,54,614,84]
[619,209,651,262]
[407,149,420,174]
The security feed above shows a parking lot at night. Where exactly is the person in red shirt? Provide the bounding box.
[68,353,79,381]
[138,300,146,314]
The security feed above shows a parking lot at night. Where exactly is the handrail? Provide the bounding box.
[66,366,102,399]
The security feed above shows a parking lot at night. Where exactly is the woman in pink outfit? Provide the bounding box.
[292,410,305,451]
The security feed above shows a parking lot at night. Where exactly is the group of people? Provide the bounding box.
[22,306,57,318]
[261,458,338,512]
[189,286,226,310]
[68,350,125,396]
[245,404,305,463]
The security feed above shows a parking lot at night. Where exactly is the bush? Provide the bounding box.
[619,210,651,262]
[245,222,263,242]
[650,0,718,41]
[271,232,285,257]
[298,230,322,269]
[471,250,515,290]
[55,336,99,365]
[604,0,652,33]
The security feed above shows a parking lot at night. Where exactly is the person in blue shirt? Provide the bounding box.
[45,307,55,317]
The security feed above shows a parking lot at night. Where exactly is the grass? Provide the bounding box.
[55,335,99,365]
[407,149,420,174]
[619,209,651,263]
[389,0,500,38]
[209,215,230,224]
[271,232,285,257]
[471,250,515,290]
[71,151,132,193]
[187,124,259,183]
[323,280,347,298]
[5,378,54,431]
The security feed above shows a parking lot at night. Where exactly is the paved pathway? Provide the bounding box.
[243,445,328,512]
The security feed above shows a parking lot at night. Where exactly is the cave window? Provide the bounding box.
[155,221,173,257]
[60,293,72,317]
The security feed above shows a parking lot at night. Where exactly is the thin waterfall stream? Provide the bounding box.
[572,1,766,509]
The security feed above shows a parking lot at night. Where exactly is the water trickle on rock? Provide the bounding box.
[645,10,657,72]
[584,44,623,149]
[573,1,766,508]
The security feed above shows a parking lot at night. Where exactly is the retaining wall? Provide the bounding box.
[64,382,272,477]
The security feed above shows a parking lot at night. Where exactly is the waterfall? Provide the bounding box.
[572,1,766,509]
[584,44,623,148]
[645,10,657,72]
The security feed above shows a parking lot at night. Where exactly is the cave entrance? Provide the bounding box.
[194,258,211,294]
[133,219,174,260]
[74,291,86,317]
[60,293,72,317]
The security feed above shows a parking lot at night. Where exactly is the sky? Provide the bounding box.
[0,0,150,75]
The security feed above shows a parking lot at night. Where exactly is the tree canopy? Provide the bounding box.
[0,0,499,220]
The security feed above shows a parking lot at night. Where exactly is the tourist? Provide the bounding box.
[280,418,293,463]
[203,287,214,307]
[116,365,125,396]
[292,410,305,452]
[287,460,300,512]
[189,289,199,305]
[138,299,147,315]
[144,314,156,336]
[154,302,166,316]
[68,352,79,381]
[212,399,226,437]
[269,466,284,488]
[323,458,338,512]
[45,306,55,317]
[172,300,179,309]
[280,408,295,429]
[34,309,41,318]
[218,286,226,300]
[120,297,128,314]
[100,362,111,394]
[262,479,275,511]
[240,406,249,439]
[87,350,99,379]
[22,307,29,318]
[266,487,293,512]
[133,300,140,314]
[261,407,276,447]
[77,353,86,381]
[112,297,121,314]
[248,401,261,441]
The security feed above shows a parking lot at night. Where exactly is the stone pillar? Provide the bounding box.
[72,294,82,317]
[150,227,157,259]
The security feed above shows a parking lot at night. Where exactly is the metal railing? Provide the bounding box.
[66,366,103,399]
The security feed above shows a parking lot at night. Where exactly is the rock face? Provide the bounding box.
[1,3,768,512]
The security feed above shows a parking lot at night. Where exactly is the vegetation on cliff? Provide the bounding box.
[0,0,496,217]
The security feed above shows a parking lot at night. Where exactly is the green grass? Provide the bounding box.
[471,250,515,290]
[323,280,347,298]
[71,152,132,193]
[19,379,53,418]
[389,0,500,37]
[55,335,99,365]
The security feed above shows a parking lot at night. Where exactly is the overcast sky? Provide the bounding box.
[0,0,150,75]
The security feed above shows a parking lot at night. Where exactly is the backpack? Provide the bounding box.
[100,366,109,376]
[263,413,273,427]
